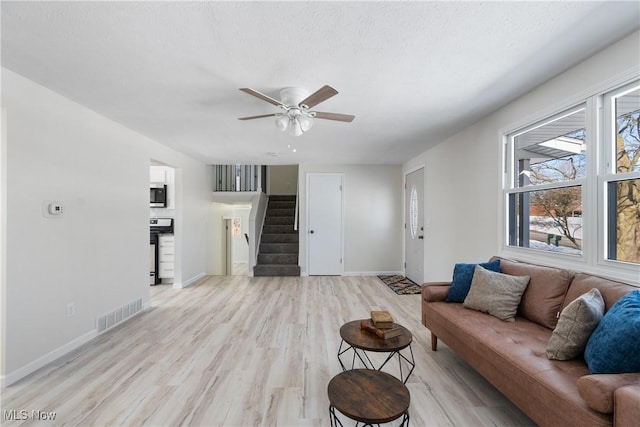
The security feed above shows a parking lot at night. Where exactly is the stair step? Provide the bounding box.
[269,195,296,202]
[266,208,295,217]
[261,234,299,243]
[258,253,298,265]
[253,264,301,277]
[263,225,297,234]
[260,243,298,254]
[268,201,296,209]
[265,216,295,225]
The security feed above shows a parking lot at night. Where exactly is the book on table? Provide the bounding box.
[370,310,394,329]
[360,319,402,340]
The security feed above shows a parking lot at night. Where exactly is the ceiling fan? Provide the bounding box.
[238,85,355,136]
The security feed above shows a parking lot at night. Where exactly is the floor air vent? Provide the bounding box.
[96,298,143,333]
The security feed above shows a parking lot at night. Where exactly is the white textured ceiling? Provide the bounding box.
[2,1,639,165]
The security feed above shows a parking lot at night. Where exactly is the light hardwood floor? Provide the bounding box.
[1,276,536,426]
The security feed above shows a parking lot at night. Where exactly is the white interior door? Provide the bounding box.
[405,168,424,283]
[307,173,343,275]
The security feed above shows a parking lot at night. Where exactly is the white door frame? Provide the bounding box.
[305,172,345,276]
[223,217,233,275]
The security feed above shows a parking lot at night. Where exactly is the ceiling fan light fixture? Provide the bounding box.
[275,115,289,132]
[298,115,313,132]
[289,117,304,136]
[239,85,354,135]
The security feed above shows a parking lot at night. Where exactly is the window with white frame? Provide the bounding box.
[603,82,640,264]
[505,107,587,256]
[504,79,640,269]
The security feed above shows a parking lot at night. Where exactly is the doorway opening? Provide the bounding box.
[224,215,249,275]
[150,162,177,286]
[211,202,250,276]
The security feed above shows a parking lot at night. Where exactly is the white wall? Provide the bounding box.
[268,165,298,195]
[1,108,7,378]
[403,30,640,283]
[298,164,403,275]
[0,68,213,385]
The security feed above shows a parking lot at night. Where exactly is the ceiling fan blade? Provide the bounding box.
[238,113,278,121]
[300,85,338,108]
[239,88,283,107]
[313,112,355,122]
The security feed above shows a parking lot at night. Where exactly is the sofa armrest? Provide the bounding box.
[421,282,451,302]
[614,384,640,427]
[577,373,640,414]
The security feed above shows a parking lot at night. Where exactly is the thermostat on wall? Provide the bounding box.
[42,200,64,218]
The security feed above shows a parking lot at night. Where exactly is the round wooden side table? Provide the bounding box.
[328,369,410,427]
[337,319,416,383]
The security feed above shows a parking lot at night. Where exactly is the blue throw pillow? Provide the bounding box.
[446,259,501,303]
[584,290,640,374]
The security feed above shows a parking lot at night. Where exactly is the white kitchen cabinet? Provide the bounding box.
[150,167,166,183]
[158,234,174,280]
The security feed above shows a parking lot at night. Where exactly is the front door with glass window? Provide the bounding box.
[405,168,424,284]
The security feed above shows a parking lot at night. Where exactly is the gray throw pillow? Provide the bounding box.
[463,265,530,322]
[546,288,605,361]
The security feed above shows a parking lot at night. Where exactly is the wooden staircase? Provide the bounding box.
[253,195,301,277]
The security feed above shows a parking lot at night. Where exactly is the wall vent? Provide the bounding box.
[96,297,143,333]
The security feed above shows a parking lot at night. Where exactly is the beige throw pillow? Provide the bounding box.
[546,288,604,360]
[463,265,530,322]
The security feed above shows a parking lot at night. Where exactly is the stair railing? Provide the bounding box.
[294,179,299,231]
[214,164,265,192]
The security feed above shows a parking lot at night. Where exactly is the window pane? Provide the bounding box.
[615,88,640,173]
[410,185,418,239]
[508,186,582,256]
[513,109,586,187]
[607,179,640,264]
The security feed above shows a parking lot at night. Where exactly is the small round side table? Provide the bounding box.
[337,319,416,383]
[328,369,410,427]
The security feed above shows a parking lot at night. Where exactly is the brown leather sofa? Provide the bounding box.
[421,257,640,427]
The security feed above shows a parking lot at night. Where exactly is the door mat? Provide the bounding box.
[377,275,421,295]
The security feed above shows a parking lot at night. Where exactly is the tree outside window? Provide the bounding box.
[509,108,585,255]
[609,88,640,264]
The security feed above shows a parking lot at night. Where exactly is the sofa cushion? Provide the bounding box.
[463,265,529,322]
[546,288,604,360]
[577,373,640,414]
[446,259,501,302]
[584,290,640,374]
[563,273,634,311]
[500,259,572,329]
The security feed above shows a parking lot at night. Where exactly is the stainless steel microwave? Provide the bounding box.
[150,184,167,208]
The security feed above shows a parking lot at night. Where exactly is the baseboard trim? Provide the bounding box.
[174,272,206,289]
[299,271,403,277]
[343,271,404,277]
[2,297,149,388]
[1,329,97,388]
